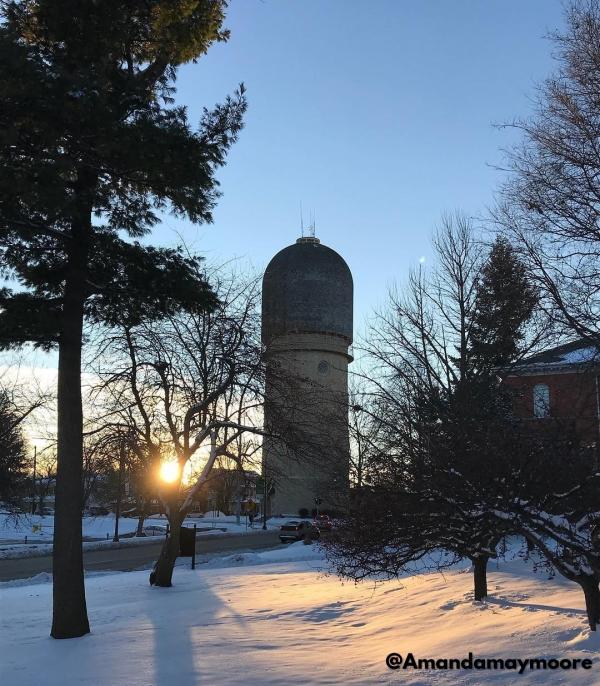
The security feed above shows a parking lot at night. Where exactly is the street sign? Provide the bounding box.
[179,526,196,557]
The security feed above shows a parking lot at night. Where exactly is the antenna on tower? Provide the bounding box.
[300,202,304,238]
[309,209,316,238]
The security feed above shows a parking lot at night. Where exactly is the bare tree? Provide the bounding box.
[89,270,268,586]
[81,430,117,511]
[0,366,50,504]
[327,214,543,601]
[34,449,57,514]
[496,0,600,343]
[490,445,600,630]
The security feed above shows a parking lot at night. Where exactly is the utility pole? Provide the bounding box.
[113,438,125,542]
[235,473,242,526]
[262,459,268,531]
[31,445,37,515]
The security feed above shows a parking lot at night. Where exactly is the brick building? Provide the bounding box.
[502,340,600,447]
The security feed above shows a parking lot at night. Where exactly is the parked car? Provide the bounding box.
[142,525,168,536]
[313,514,332,532]
[279,520,320,543]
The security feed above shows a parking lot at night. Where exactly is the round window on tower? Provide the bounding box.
[318,360,330,375]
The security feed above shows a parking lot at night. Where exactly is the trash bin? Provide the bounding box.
[179,526,196,556]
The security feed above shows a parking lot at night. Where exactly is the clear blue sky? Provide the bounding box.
[156,0,566,328]
[6,0,570,434]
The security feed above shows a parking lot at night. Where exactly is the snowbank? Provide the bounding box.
[1,550,599,684]
[1,569,122,588]
[203,540,324,569]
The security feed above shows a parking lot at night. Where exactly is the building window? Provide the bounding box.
[533,383,550,418]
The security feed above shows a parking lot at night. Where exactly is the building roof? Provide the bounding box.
[508,339,600,375]
[262,236,353,343]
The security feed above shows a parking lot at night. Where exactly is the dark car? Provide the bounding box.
[279,520,320,543]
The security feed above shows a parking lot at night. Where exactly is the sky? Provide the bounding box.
[151,0,567,329]
[4,0,569,425]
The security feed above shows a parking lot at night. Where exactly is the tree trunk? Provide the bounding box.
[150,513,181,587]
[471,555,489,601]
[51,228,90,639]
[580,576,600,632]
[135,497,146,537]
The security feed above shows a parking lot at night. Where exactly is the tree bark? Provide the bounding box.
[580,576,600,632]
[150,512,182,587]
[135,496,146,537]
[136,512,145,537]
[472,555,489,601]
[51,225,90,639]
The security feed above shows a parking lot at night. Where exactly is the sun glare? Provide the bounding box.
[159,461,180,484]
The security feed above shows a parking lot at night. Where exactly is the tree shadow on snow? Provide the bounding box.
[485,595,587,617]
[145,564,247,686]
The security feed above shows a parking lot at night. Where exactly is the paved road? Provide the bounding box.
[0,531,281,582]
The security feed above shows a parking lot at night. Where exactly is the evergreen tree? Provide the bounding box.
[469,237,538,373]
[0,1,246,638]
[0,390,27,501]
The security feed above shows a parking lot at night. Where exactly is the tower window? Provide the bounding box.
[533,383,550,418]
[318,360,330,375]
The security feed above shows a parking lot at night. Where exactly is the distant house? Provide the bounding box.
[204,468,260,516]
[502,339,600,448]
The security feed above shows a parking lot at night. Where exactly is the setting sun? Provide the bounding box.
[159,461,180,484]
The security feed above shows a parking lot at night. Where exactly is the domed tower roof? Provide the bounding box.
[262,237,353,344]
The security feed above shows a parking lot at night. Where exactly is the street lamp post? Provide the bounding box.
[31,445,37,515]
[113,438,125,542]
[262,460,268,531]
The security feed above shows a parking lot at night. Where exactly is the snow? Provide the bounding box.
[520,344,600,368]
[204,539,324,569]
[0,512,281,559]
[0,535,167,560]
[560,346,599,364]
[0,513,144,542]
[0,512,279,548]
[1,545,599,685]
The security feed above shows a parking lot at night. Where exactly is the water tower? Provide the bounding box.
[262,235,353,516]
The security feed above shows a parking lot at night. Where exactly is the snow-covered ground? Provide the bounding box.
[0,512,162,542]
[0,513,284,560]
[1,544,599,685]
[0,512,279,544]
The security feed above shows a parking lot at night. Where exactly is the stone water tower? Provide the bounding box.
[262,236,353,516]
